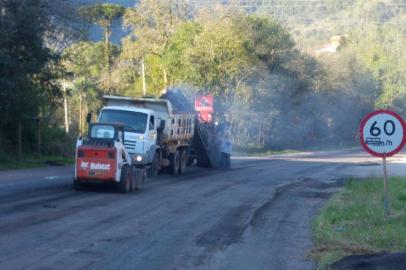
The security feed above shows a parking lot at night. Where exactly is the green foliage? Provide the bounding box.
[180,17,254,95]
[122,0,190,93]
[163,22,203,84]
[0,0,62,153]
[79,3,125,29]
[343,25,406,111]
[79,3,125,92]
[63,42,105,78]
[234,15,295,70]
[40,124,75,156]
[0,151,73,170]
[62,41,105,109]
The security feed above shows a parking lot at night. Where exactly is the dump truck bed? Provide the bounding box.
[103,95,195,143]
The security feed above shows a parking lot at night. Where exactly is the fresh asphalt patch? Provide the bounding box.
[331,252,406,270]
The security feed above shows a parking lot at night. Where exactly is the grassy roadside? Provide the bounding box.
[311,177,406,269]
[0,154,74,171]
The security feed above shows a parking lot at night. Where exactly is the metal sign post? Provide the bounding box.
[382,154,390,217]
[360,110,406,218]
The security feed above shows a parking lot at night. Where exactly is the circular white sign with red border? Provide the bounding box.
[360,110,406,157]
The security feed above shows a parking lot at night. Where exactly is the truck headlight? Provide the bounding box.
[136,155,143,162]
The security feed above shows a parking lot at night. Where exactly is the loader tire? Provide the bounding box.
[73,179,84,191]
[118,166,131,193]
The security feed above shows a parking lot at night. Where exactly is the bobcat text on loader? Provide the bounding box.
[74,122,146,193]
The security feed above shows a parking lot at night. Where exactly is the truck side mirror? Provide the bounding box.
[158,120,165,131]
[86,112,92,123]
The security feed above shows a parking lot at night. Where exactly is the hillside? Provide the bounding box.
[278,0,406,49]
[74,0,406,49]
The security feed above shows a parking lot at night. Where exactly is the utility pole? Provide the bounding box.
[79,93,83,134]
[63,81,69,134]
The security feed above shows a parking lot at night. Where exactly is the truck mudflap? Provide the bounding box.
[76,147,117,181]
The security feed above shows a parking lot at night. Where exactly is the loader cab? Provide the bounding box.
[82,123,125,149]
[88,123,124,142]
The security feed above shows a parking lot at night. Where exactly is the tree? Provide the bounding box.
[181,18,254,97]
[163,22,202,85]
[122,0,190,94]
[62,42,105,133]
[0,0,62,153]
[233,16,295,71]
[343,24,406,110]
[79,3,125,90]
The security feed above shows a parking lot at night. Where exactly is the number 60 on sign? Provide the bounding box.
[360,110,406,157]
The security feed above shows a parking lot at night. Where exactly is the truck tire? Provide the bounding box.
[179,150,188,175]
[132,167,146,191]
[118,165,132,193]
[139,169,146,189]
[148,151,160,177]
[169,150,180,175]
[130,166,137,192]
[225,154,231,169]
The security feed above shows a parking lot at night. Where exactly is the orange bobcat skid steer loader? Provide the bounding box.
[74,123,146,193]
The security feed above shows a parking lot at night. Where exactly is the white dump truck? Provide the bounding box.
[99,95,205,176]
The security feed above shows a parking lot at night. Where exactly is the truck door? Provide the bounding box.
[146,115,157,160]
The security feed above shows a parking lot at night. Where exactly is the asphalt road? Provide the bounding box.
[0,149,404,270]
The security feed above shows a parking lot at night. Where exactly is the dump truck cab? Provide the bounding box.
[98,106,160,167]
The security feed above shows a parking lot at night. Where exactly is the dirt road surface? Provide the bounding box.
[1,149,405,270]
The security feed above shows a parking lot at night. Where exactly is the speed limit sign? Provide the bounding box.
[360,110,406,157]
[359,109,406,218]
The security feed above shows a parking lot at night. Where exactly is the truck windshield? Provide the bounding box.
[99,109,148,134]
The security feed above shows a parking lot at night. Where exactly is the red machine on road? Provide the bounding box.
[74,123,146,193]
[195,94,214,123]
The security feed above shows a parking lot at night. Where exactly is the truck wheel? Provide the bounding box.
[148,151,160,177]
[169,150,180,175]
[130,166,137,191]
[179,150,188,175]
[139,169,146,189]
[118,165,131,193]
[132,167,146,191]
[225,154,231,169]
